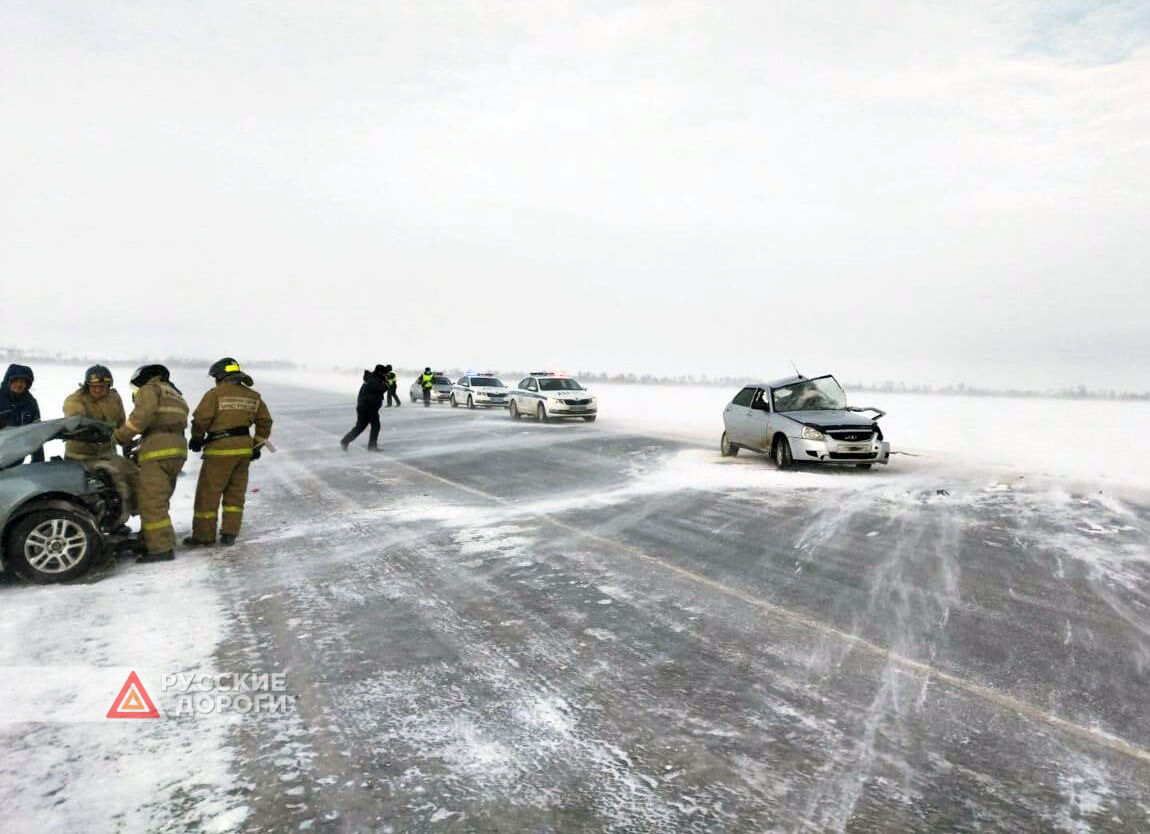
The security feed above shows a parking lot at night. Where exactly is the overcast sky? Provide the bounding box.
[2,1,1147,389]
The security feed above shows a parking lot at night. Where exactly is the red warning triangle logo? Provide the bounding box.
[106,671,161,719]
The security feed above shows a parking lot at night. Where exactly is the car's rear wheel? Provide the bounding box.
[467,395,475,409]
[509,401,521,419]
[720,431,739,457]
[773,436,794,470]
[583,415,596,422]
[537,403,549,423]
[7,508,103,583]
[450,394,458,408]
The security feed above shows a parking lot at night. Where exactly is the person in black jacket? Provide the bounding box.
[0,363,45,462]
[340,365,387,452]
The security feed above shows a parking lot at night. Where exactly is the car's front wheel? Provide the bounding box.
[537,403,549,423]
[7,507,103,583]
[450,394,458,408]
[467,395,475,409]
[720,431,739,457]
[509,401,521,420]
[773,435,794,470]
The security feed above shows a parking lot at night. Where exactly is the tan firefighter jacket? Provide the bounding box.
[114,379,189,462]
[62,387,127,459]
[190,377,273,458]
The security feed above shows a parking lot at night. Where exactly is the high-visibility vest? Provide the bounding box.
[386,371,397,386]
[421,373,433,388]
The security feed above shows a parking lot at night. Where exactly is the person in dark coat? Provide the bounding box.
[0,363,45,462]
[340,365,387,451]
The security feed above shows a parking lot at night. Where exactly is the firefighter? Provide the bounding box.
[420,367,434,407]
[185,358,273,547]
[114,365,188,563]
[384,365,401,408]
[62,364,138,525]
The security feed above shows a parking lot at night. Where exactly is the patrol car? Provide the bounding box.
[451,374,511,409]
[720,374,890,469]
[509,372,598,422]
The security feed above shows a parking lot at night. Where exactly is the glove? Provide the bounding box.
[250,445,261,461]
[120,437,139,456]
[188,436,204,453]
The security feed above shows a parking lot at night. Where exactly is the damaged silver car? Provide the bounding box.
[721,375,890,469]
[0,417,134,583]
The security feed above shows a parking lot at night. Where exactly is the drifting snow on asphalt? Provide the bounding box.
[1,375,1149,832]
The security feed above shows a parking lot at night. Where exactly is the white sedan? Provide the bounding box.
[509,373,597,422]
[451,375,512,409]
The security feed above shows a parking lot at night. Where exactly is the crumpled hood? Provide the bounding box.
[0,416,111,469]
[778,409,877,430]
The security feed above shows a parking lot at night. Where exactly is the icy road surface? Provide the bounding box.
[4,378,1150,833]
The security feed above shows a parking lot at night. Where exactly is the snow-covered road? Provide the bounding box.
[2,378,1149,832]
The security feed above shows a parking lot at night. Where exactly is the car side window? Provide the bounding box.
[750,388,769,411]
[732,387,756,407]
[526,379,538,392]
[461,377,470,388]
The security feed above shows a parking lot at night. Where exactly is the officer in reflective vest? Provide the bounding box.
[385,365,401,408]
[420,367,434,407]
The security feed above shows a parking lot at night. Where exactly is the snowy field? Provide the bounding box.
[1,362,1148,831]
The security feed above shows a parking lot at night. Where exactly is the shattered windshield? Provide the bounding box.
[771,376,847,412]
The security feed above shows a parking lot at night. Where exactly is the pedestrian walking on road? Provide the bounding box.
[185,358,273,548]
[341,365,387,451]
[419,367,434,407]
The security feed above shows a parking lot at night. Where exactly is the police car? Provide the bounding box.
[509,372,598,422]
[451,374,511,409]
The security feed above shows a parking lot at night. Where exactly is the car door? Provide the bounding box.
[745,388,771,450]
[724,386,757,445]
[513,378,530,411]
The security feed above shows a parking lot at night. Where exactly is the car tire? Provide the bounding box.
[537,403,549,423]
[467,395,475,409]
[583,415,596,422]
[510,401,521,420]
[720,431,739,457]
[7,507,103,583]
[857,464,872,470]
[410,392,417,403]
[773,436,794,470]
[450,394,458,408]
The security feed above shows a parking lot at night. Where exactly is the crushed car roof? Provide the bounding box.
[0,417,113,469]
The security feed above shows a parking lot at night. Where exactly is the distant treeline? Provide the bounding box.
[3,348,1146,402]
[0,348,296,372]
